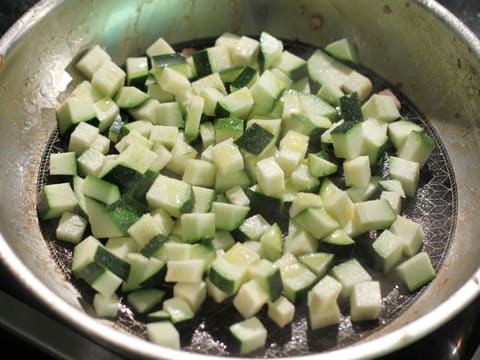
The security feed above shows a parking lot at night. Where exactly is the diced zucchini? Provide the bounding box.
[181,213,216,243]
[165,259,205,283]
[258,31,283,71]
[233,279,269,318]
[307,275,342,329]
[114,86,150,109]
[389,215,424,257]
[211,201,250,231]
[231,35,259,66]
[320,229,355,257]
[284,229,317,256]
[193,45,232,77]
[146,321,180,349]
[330,258,372,298]
[93,292,119,318]
[275,253,317,303]
[268,296,295,328]
[182,159,216,188]
[49,151,77,176]
[211,138,244,175]
[37,183,78,220]
[298,252,334,277]
[235,123,274,156]
[229,66,258,92]
[388,156,420,197]
[350,281,382,321]
[91,60,126,98]
[55,212,88,244]
[146,175,194,218]
[184,95,205,142]
[250,70,286,116]
[372,229,404,273]
[236,214,270,241]
[146,37,175,58]
[323,189,355,227]
[325,38,358,64]
[94,98,120,132]
[248,259,282,302]
[68,121,99,155]
[173,281,207,312]
[166,135,198,176]
[307,152,338,178]
[396,252,435,292]
[256,157,285,198]
[82,175,120,206]
[397,130,435,166]
[127,288,165,314]
[294,207,339,240]
[388,120,423,150]
[275,50,307,81]
[362,94,401,122]
[260,223,283,262]
[380,191,402,215]
[216,87,254,119]
[76,45,112,79]
[343,155,371,188]
[155,101,185,128]
[229,317,267,354]
[340,92,363,122]
[215,117,244,143]
[353,199,397,232]
[126,56,149,87]
[330,121,364,160]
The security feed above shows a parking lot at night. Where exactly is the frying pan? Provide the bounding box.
[0,0,480,359]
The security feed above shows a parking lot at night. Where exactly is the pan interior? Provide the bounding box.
[36,37,457,357]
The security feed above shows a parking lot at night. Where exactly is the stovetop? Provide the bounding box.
[0,1,479,359]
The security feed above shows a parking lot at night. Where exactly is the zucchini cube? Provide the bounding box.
[49,151,77,176]
[165,259,205,283]
[216,87,254,119]
[298,252,334,278]
[294,207,339,240]
[149,125,178,150]
[128,213,162,248]
[307,275,342,309]
[182,159,216,187]
[38,183,78,220]
[354,199,397,232]
[275,253,317,303]
[215,117,244,143]
[396,252,435,292]
[146,175,194,218]
[127,288,165,314]
[284,230,317,257]
[260,223,283,262]
[212,138,244,175]
[256,157,285,198]
[330,121,365,160]
[362,94,401,122]
[68,121,99,155]
[323,189,354,227]
[146,321,180,349]
[325,38,358,64]
[55,212,88,244]
[380,191,402,215]
[389,215,424,257]
[231,35,259,66]
[181,213,216,243]
[211,202,250,231]
[350,281,382,321]
[91,60,126,98]
[250,70,285,116]
[372,229,404,273]
[126,56,149,87]
[341,71,373,102]
[233,279,269,318]
[93,292,119,318]
[229,317,267,354]
[344,155,371,188]
[75,45,111,79]
[389,156,420,197]
[397,130,435,166]
[174,281,207,312]
[388,120,423,150]
[268,296,295,328]
[330,258,372,298]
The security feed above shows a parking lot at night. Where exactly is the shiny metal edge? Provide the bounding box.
[0,0,478,359]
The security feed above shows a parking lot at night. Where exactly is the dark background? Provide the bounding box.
[0,0,478,359]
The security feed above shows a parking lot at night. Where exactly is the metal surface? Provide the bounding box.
[0,0,479,359]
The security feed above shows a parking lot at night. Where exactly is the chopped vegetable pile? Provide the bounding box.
[38,32,437,354]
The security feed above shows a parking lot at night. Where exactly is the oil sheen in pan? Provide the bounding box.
[36,38,457,357]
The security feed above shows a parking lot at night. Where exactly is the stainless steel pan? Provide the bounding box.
[0,0,479,359]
